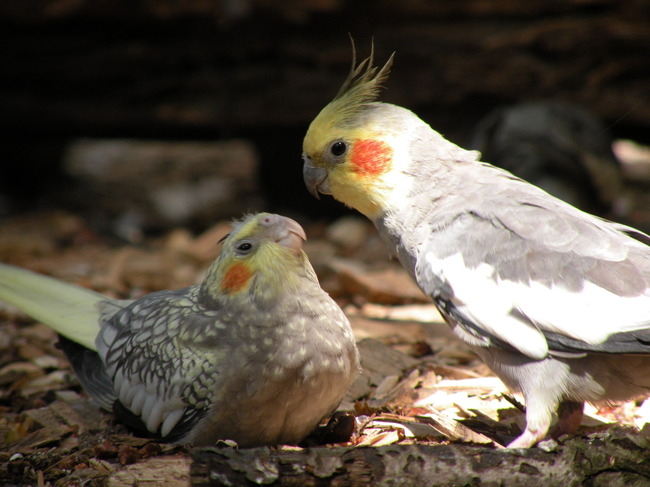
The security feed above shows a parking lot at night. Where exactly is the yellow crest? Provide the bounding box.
[311,41,394,132]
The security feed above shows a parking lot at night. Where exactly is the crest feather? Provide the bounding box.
[319,41,394,128]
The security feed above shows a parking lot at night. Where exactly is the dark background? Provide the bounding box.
[1,0,649,229]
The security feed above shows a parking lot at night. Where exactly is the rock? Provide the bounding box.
[62,139,263,238]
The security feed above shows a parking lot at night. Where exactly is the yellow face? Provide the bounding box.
[303,119,396,218]
[301,48,397,219]
[202,213,308,299]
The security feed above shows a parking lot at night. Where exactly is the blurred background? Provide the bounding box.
[1,0,650,238]
[2,4,650,470]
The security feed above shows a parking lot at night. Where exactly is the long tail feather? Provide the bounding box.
[0,263,106,351]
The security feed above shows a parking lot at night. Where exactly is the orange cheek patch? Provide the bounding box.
[221,262,253,294]
[350,139,393,177]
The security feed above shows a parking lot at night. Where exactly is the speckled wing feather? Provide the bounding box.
[94,287,220,440]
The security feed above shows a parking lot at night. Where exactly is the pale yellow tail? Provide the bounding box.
[0,263,106,350]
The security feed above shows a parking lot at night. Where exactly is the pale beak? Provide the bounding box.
[260,214,307,253]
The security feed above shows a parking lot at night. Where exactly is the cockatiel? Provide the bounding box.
[302,47,650,448]
[0,213,359,447]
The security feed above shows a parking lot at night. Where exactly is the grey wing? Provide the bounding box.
[96,289,220,440]
[417,191,650,360]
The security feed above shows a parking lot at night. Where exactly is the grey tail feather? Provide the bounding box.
[57,335,116,410]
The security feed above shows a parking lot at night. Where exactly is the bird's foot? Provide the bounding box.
[507,400,584,448]
[507,427,548,448]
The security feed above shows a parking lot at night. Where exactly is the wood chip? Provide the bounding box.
[355,428,403,447]
[8,424,72,451]
[370,368,422,409]
[347,314,433,345]
[345,339,419,402]
[330,259,429,304]
[355,303,444,324]
[370,414,445,440]
[432,377,507,394]
[428,364,484,380]
[0,362,43,388]
[105,455,190,487]
[20,370,70,397]
[49,398,105,434]
[416,409,499,446]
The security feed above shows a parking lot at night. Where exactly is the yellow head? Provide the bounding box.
[302,45,412,219]
[200,213,312,306]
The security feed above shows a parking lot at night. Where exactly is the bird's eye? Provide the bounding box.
[236,241,253,254]
[330,141,347,157]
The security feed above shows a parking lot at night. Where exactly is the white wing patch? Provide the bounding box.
[106,359,188,439]
[424,252,650,360]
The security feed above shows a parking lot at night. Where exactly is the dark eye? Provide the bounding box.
[236,242,253,254]
[330,141,347,157]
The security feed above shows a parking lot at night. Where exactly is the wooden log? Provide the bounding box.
[190,427,650,486]
[106,455,191,487]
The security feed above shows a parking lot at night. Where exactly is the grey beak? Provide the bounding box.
[303,159,330,199]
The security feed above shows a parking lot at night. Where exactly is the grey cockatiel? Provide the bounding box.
[0,213,359,447]
[301,48,650,448]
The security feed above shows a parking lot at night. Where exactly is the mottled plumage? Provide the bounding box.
[0,213,359,447]
[302,48,650,448]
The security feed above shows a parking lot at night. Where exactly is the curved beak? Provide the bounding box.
[303,156,331,199]
[261,213,307,254]
[275,216,306,253]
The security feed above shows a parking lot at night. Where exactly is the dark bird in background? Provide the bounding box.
[469,101,624,217]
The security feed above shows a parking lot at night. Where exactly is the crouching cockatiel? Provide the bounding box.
[0,213,359,447]
[302,47,650,448]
